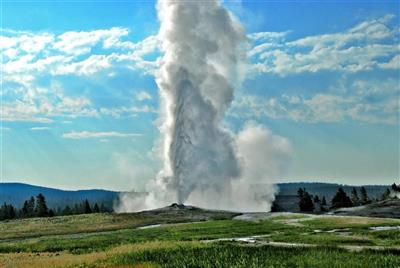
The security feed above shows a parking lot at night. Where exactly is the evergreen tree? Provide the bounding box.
[20,197,35,218]
[331,188,353,209]
[73,204,81,214]
[48,209,55,217]
[9,204,16,219]
[27,197,35,217]
[21,200,30,217]
[321,196,327,206]
[360,187,370,205]
[84,199,92,214]
[0,203,16,220]
[35,193,48,217]
[298,188,314,212]
[351,187,360,206]
[0,203,8,220]
[93,203,100,213]
[392,183,399,192]
[63,205,72,215]
[313,195,320,203]
[381,188,391,201]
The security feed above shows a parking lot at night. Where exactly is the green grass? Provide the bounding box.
[103,243,400,268]
[1,212,400,267]
[0,210,237,241]
[0,219,288,253]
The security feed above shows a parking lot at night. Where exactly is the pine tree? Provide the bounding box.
[0,203,8,220]
[35,193,48,217]
[9,204,16,219]
[313,195,320,203]
[0,203,8,221]
[93,203,100,213]
[84,199,92,214]
[63,205,72,215]
[392,183,399,192]
[0,203,16,220]
[48,209,55,217]
[381,188,391,201]
[321,196,327,206]
[351,187,360,206]
[298,188,314,212]
[73,204,80,214]
[360,187,370,205]
[27,196,35,217]
[21,200,30,217]
[331,188,353,209]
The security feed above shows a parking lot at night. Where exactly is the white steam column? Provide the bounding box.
[154,0,245,205]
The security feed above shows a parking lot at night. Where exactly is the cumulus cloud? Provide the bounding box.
[1,82,98,123]
[135,91,153,101]
[230,77,399,125]
[30,127,51,131]
[53,27,129,55]
[2,15,397,124]
[248,14,399,75]
[62,131,142,139]
[1,27,160,123]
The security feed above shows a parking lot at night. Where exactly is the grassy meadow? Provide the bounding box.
[0,211,399,267]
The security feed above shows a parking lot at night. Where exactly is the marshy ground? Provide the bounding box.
[1,205,400,267]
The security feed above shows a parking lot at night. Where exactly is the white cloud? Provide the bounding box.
[52,27,129,55]
[230,77,399,125]
[248,31,291,41]
[136,91,152,101]
[248,15,399,75]
[2,28,159,78]
[30,127,50,131]
[62,131,142,139]
[2,17,397,124]
[1,27,160,123]
[1,82,98,123]
[99,105,156,118]
[379,54,400,69]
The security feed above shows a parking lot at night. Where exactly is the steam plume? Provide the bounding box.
[151,0,244,205]
[116,0,292,212]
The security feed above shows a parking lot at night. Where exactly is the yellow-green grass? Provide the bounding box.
[0,209,237,241]
[1,212,400,267]
[2,241,400,268]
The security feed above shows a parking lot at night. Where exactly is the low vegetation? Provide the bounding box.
[0,210,400,267]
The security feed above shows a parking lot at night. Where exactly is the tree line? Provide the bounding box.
[0,193,112,221]
[297,183,399,213]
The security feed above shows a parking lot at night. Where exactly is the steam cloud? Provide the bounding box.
[117,0,292,212]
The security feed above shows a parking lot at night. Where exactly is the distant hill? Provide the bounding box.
[0,183,119,209]
[0,182,391,211]
[276,182,390,202]
[273,182,391,212]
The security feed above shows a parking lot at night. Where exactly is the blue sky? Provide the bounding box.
[1,0,399,191]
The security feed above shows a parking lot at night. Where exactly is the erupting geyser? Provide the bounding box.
[150,0,244,206]
[117,0,292,213]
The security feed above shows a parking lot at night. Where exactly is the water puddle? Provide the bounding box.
[370,226,400,231]
[137,224,161,229]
